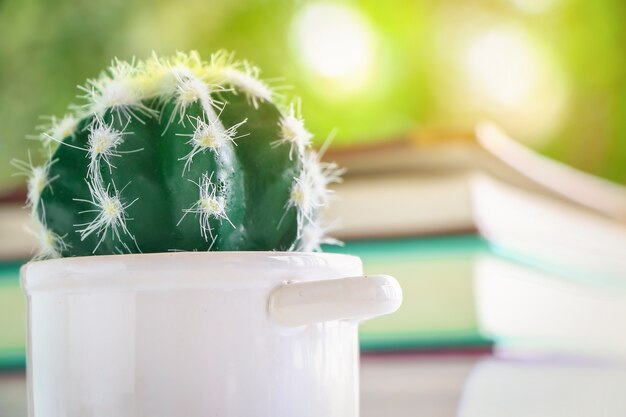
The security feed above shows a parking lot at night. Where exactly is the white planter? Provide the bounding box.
[21,251,402,417]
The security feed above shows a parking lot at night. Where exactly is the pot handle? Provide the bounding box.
[269,275,402,327]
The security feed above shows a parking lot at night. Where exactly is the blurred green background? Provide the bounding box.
[1,0,626,188]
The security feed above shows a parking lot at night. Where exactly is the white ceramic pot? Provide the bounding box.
[21,252,402,417]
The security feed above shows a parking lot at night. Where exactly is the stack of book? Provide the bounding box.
[323,122,626,357]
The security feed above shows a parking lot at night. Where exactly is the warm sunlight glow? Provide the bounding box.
[510,0,560,14]
[461,26,569,143]
[466,29,538,106]
[291,3,376,91]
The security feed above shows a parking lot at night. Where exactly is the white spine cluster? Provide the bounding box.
[303,151,345,205]
[87,118,127,177]
[273,100,313,159]
[27,166,52,210]
[36,114,79,148]
[11,154,57,212]
[296,222,343,252]
[12,155,69,259]
[178,116,247,173]
[287,149,344,249]
[178,173,234,244]
[207,51,273,107]
[144,51,204,97]
[74,180,138,253]
[78,58,152,123]
[223,63,273,107]
[29,220,69,260]
[288,170,317,231]
[166,71,214,130]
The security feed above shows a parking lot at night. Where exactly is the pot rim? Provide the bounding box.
[24,250,357,265]
[21,251,363,294]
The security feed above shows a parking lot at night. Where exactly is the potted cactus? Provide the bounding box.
[18,51,402,417]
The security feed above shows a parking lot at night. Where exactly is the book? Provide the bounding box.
[361,352,481,416]
[321,172,476,239]
[472,175,626,281]
[0,371,27,417]
[0,204,36,261]
[459,358,626,417]
[323,122,626,240]
[0,187,34,260]
[0,262,26,369]
[326,122,626,221]
[475,254,626,359]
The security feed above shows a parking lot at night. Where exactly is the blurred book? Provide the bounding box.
[476,255,626,359]
[473,175,626,281]
[0,204,35,261]
[324,122,626,236]
[459,358,626,417]
[0,372,27,417]
[0,262,26,369]
[360,353,480,417]
[0,188,36,261]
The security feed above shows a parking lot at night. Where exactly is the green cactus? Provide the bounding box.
[16,51,342,258]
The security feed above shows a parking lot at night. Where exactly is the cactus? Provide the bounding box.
[16,51,342,258]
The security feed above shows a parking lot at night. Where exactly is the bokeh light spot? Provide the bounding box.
[458,25,569,143]
[466,29,538,106]
[291,3,376,91]
[509,0,559,14]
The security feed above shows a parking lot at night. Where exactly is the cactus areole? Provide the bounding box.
[19,51,342,258]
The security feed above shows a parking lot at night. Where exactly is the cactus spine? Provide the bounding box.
[19,51,342,258]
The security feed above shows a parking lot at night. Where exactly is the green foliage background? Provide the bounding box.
[1,0,625,188]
